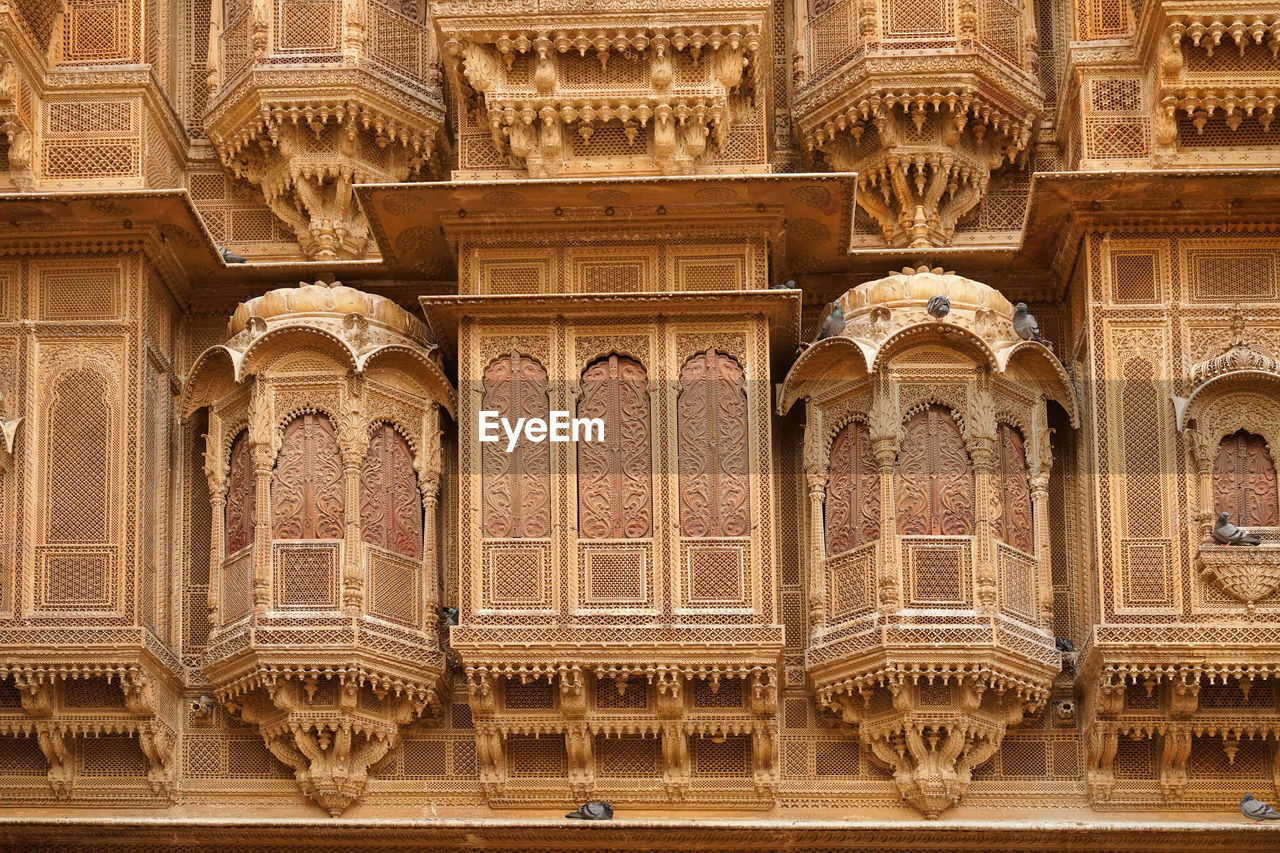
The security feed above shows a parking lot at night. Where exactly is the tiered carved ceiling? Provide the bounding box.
[204,0,446,260]
[181,280,456,815]
[781,268,1076,818]
[431,0,770,176]
[1143,3,1280,162]
[792,0,1044,248]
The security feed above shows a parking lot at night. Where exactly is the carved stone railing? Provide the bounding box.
[431,0,770,177]
[793,0,1044,247]
[1143,4,1280,163]
[205,0,445,259]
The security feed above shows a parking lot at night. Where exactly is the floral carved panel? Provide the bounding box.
[271,412,345,539]
[360,424,423,558]
[896,405,975,537]
[226,430,255,553]
[994,423,1033,552]
[482,352,551,539]
[678,348,750,538]
[577,354,652,540]
[1213,430,1279,528]
[826,419,880,554]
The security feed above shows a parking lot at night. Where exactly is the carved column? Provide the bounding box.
[418,403,443,616]
[1029,401,1055,625]
[804,408,828,631]
[1186,427,1216,544]
[967,382,998,613]
[207,481,228,629]
[248,381,274,613]
[869,384,900,610]
[339,392,367,614]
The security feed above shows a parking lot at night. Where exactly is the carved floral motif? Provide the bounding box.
[225,430,255,553]
[896,405,975,537]
[678,349,750,538]
[825,419,880,554]
[360,424,423,558]
[577,354,652,540]
[482,352,551,539]
[1212,429,1278,528]
[271,413,345,539]
[994,423,1033,552]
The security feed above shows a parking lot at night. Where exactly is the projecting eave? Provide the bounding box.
[358,173,859,280]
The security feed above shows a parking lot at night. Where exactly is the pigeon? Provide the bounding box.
[1055,637,1075,653]
[219,245,247,264]
[770,279,797,290]
[1214,511,1262,546]
[817,303,845,340]
[439,606,459,626]
[1241,794,1280,822]
[1012,302,1046,344]
[926,295,950,319]
[566,801,613,820]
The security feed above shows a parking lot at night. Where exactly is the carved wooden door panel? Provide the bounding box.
[993,423,1033,552]
[1213,430,1279,528]
[226,430,255,553]
[825,419,880,554]
[577,354,652,539]
[360,424,423,557]
[271,412,345,539]
[678,349,750,538]
[895,405,974,536]
[482,352,551,538]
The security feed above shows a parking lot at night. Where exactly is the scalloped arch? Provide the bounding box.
[240,325,360,377]
[181,346,242,420]
[360,344,457,418]
[1000,341,1078,428]
[871,322,1000,374]
[778,336,874,414]
[1179,370,1280,432]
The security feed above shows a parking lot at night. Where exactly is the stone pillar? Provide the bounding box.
[248,381,275,614]
[869,382,900,611]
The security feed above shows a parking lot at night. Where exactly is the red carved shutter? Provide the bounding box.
[895,405,974,536]
[271,412,345,539]
[577,354,652,540]
[678,349,750,538]
[1214,430,1279,528]
[994,423,1033,551]
[825,420,880,554]
[481,352,551,538]
[360,424,423,558]
[225,430,255,553]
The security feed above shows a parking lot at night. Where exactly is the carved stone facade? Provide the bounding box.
[3,0,1280,849]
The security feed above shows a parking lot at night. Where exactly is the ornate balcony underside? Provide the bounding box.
[792,1,1044,247]
[205,0,447,259]
[431,2,769,176]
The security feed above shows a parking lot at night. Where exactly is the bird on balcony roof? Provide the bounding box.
[1012,302,1046,345]
[1241,794,1280,823]
[817,302,845,341]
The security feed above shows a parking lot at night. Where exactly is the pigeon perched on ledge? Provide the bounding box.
[566,802,613,820]
[1214,511,1262,546]
[1241,794,1280,822]
[1012,302,1046,344]
[218,245,247,264]
[926,295,950,319]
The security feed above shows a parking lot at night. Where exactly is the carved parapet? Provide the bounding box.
[793,0,1044,247]
[204,0,446,259]
[431,1,770,176]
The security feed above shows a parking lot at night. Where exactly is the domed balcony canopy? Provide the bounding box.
[779,267,1076,425]
[181,280,455,420]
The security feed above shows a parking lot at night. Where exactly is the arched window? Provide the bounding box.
[360,423,423,558]
[677,348,750,537]
[895,404,974,536]
[225,429,255,553]
[271,412,344,539]
[482,352,551,538]
[994,423,1033,552]
[577,354,651,539]
[1213,429,1279,528]
[826,420,880,554]
[46,369,110,544]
